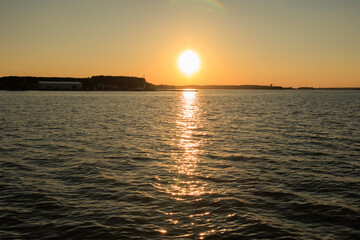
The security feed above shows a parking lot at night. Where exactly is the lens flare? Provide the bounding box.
[170,0,225,11]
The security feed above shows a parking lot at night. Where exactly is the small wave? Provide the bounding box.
[283,200,360,232]
[254,189,299,201]
[195,174,238,183]
[131,156,152,162]
[0,160,33,172]
[206,153,267,162]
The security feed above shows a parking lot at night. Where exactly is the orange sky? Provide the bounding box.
[0,0,359,87]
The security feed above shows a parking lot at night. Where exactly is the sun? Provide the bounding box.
[178,50,201,77]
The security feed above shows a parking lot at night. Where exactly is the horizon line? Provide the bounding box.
[1,76,359,89]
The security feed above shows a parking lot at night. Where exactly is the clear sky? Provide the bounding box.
[1,0,359,87]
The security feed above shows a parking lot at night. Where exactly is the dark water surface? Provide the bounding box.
[1,90,359,239]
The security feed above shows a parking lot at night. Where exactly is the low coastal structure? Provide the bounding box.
[38,81,82,90]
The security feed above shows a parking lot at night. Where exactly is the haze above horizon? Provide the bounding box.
[1,0,359,87]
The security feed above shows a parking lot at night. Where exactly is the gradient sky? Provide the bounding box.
[1,0,359,87]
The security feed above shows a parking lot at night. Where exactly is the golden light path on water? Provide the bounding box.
[172,91,204,198]
[157,91,217,239]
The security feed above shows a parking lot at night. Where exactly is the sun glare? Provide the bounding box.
[178,50,201,77]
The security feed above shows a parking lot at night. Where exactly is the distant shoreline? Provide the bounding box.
[0,76,359,91]
[156,85,360,90]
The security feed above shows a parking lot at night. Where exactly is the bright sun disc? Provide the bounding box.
[178,50,200,77]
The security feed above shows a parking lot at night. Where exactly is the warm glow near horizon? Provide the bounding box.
[0,0,359,87]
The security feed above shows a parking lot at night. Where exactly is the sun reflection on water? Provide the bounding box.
[170,91,206,198]
[155,91,217,238]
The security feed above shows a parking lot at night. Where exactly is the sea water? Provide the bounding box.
[1,90,359,239]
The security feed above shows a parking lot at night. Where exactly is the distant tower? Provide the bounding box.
[270,84,273,87]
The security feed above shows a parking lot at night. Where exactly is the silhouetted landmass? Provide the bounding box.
[156,85,360,90]
[155,84,291,90]
[87,76,149,90]
[297,87,360,90]
[1,76,359,91]
[0,76,150,91]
